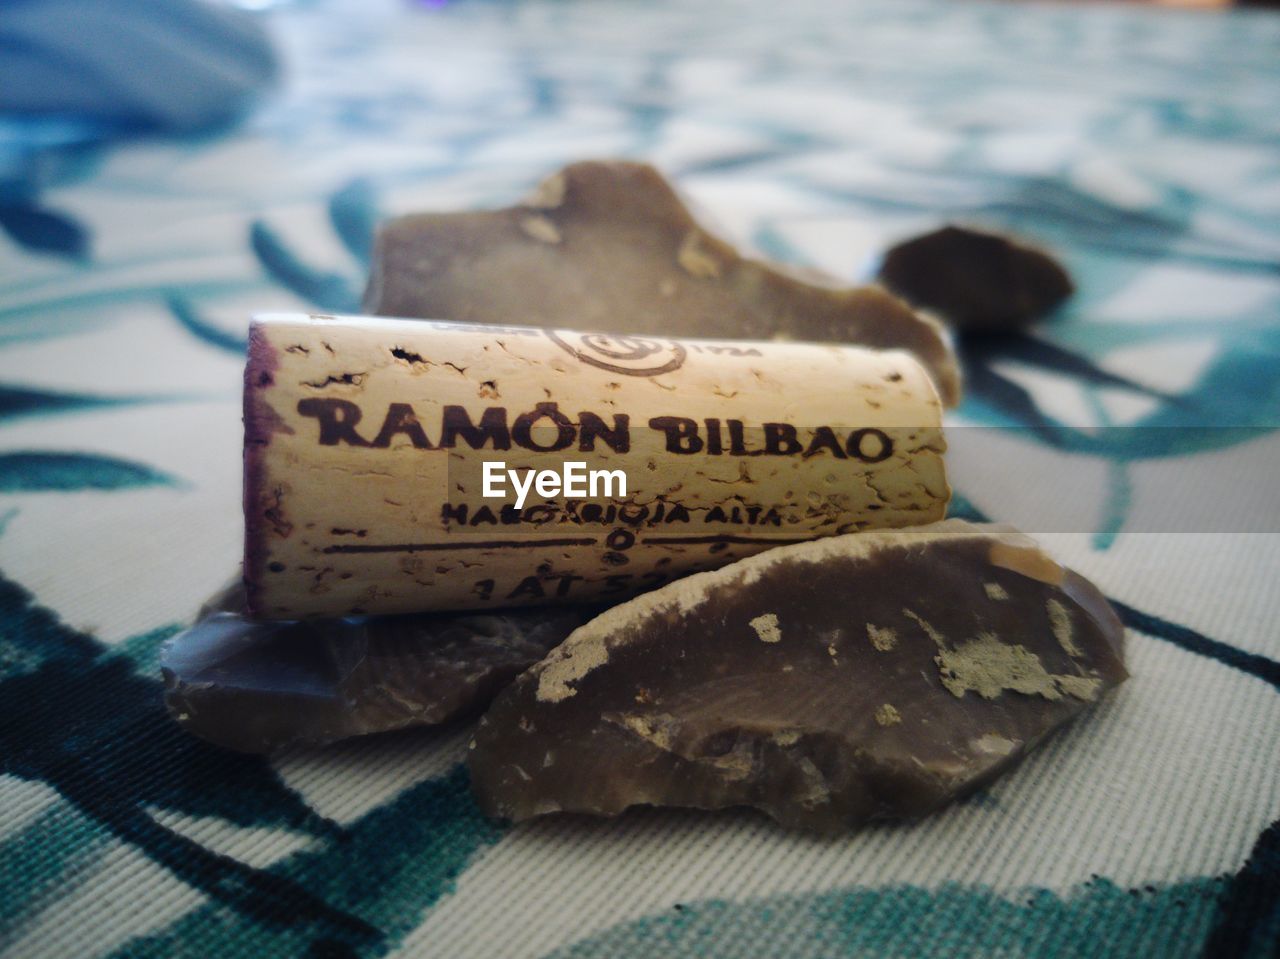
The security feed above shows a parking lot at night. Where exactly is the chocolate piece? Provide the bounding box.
[468,520,1126,833]
[364,160,960,405]
[878,225,1074,333]
[245,313,948,619]
[161,596,595,754]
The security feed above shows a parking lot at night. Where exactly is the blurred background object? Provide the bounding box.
[0,0,277,133]
[0,0,277,256]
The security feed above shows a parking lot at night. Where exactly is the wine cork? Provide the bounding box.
[244,314,949,618]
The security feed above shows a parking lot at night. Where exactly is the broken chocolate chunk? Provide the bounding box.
[468,520,1126,833]
[161,594,595,754]
[364,160,960,405]
[878,225,1074,332]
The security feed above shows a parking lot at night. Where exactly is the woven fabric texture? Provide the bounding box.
[1,1,1278,957]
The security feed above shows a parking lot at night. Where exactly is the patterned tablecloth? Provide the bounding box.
[1,1,1278,956]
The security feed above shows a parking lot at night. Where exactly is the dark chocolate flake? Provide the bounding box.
[162,584,595,754]
[365,160,960,405]
[878,225,1074,333]
[468,520,1126,833]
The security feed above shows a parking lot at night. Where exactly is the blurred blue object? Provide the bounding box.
[0,0,278,133]
[0,0,278,254]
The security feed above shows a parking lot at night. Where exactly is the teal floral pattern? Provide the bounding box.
[0,1,1278,957]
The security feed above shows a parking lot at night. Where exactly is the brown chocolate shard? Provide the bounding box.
[364,160,960,405]
[468,520,1126,833]
[878,225,1074,333]
[161,590,595,754]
